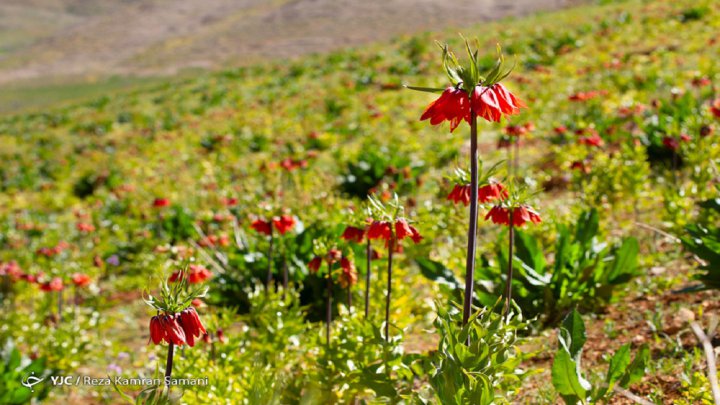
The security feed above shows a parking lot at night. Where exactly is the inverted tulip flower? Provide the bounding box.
[408,42,525,331]
[365,195,421,342]
[483,184,541,313]
[251,212,298,292]
[446,164,508,206]
[144,271,207,390]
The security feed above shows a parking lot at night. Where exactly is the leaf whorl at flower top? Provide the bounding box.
[413,42,525,131]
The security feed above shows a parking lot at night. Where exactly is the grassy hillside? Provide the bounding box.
[0,0,719,403]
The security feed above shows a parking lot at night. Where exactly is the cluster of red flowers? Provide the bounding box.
[40,277,64,292]
[576,128,604,147]
[251,215,296,236]
[420,83,525,131]
[340,226,365,243]
[568,90,607,102]
[447,181,508,206]
[337,257,358,288]
[71,273,92,287]
[0,261,23,280]
[711,99,720,119]
[221,197,239,207]
[503,122,535,137]
[36,241,71,258]
[366,219,422,244]
[198,234,230,248]
[153,198,171,208]
[168,265,212,284]
[571,160,591,174]
[662,134,691,151]
[76,222,95,233]
[149,307,206,347]
[485,205,542,227]
[280,158,309,171]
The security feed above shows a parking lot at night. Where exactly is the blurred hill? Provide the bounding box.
[0,0,582,85]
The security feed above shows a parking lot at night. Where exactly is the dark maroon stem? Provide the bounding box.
[266,232,274,291]
[462,109,479,334]
[165,342,174,389]
[364,239,371,319]
[326,263,333,347]
[505,210,515,315]
[282,255,288,299]
[385,237,395,342]
[347,286,352,308]
[57,290,63,323]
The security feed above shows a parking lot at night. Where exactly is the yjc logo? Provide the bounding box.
[21,372,44,392]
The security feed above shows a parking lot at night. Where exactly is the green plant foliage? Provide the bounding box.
[552,310,650,404]
[476,209,641,325]
[428,302,530,404]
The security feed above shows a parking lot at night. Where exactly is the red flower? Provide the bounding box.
[367,221,392,241]
[554,125,568,135]
[191,298,205,308]
[0,261,23,280]
[272,215,296,235]
[179,307,206,347]
[308,256,322,273]
[578,133,604,147]
[486,205,541,227]
[338,257,358,288]
[251,219,272,236]
[160,315,187,346]
[571,161,591,174]
[447,184,472,205]
[711,99,720,119]
[568,90,606,102]
[395,219,422,244]
[217,328,227,343]
[169,265,212,284]
[472,84,525,123]
[327,248,342,263]
[149,316,166,345]
[680,133,691,142]
[478,181,508,203]
[40,277,64,292]
[222,197,238,206]
[71,273,91,287]
[341,226,365,243]
[420,87,470,132]
[76,223,95,233]
[448,181,507,205]
[504,125,527,137]
[153,198,170,208]
[662,136,680,151]
[484,205,510,226]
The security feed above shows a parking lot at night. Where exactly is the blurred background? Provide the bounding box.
[0,0,581,114]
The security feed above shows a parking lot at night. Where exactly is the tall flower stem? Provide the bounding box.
[281,255,288,299]
[165,342,175,389]
[504,210,515,315]
[513,137,520,176]
[384,236,395,342]
[462,109,479,331]
[265,231,274,291]
[325,263,333,347]
[364,239,371,319]
[347,287,352,307]
[57,290,63,323]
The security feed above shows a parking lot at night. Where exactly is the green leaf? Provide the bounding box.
[403,85,446,93]
[574,209,599,246]
[414,258,463,290]
[552,349,588,402]
[619,344,649,388]
[560,310,586,358]
[607,237,639,282]
[606,344,631,390]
